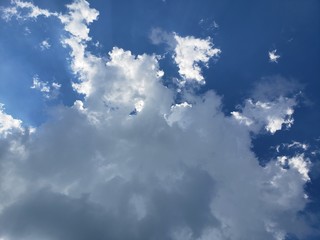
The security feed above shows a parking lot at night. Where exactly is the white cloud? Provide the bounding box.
[40,39,51,51]
[164,102,193,129]
[1,0,58,21]
[31,75,50,93]
[1,0,97,43]
[275,141,309,153]
[232,97,295,134]
[291,142,309,150]
[31,75,61,99]
[0,104,23,137]
[0,1,317,240]
[269,49,280,63]
[149,29,221,83]
[285,141,309,151]
[278,155,311,182]
[59,0,99,41]
[174,34,221,83]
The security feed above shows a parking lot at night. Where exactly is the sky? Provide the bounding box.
[0,0,319,239]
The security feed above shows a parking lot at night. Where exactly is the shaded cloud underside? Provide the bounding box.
[0,1,318,240]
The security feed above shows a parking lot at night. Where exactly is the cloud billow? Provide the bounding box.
[0,1,317,240]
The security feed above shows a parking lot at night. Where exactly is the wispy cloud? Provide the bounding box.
[31,75,61,99]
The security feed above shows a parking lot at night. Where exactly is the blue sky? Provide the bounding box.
[0,0,319,239]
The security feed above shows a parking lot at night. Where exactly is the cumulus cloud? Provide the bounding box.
[59,0,99,41]
[0,104,23,137]
[0,1,318,240]
[269,49,280,63]
[231,96,295,134]
[150,28,221,84]
[173,34,221,83]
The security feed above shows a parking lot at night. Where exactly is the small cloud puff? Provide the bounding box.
[40,39,51,50]
[31,75,61,99]
[269,49,280,63]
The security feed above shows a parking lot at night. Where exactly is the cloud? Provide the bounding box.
[231,96,295,134]
[40,39,51,51]
[231,76,304,134]
[0,104,23,137]
[269,49,280,63]
[1,0,58,21]
[250,76,302,101]
[30,75,61,99]
[24,26,31,35]
[59,0,99,41]
[165,102,193,129]
[150,28,221,84]
[31,75,50,93]
[149,27,175,46]
[0,1,318,240]
[173,34,221,83]
[278,155,311,181]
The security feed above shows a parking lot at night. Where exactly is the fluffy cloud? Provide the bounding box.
[173,34,221,83]
[231,97,295,134]
[59,0,99,41]
[150,28,221,83]
[269,49,281,63]
[0,1,318,240]
[0,104,23,137]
